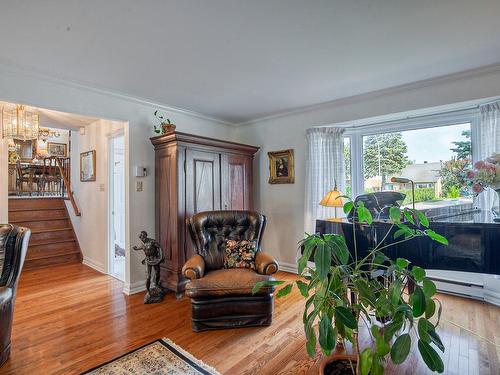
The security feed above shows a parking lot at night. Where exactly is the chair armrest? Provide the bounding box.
[0,287,13,308]
[255,251,279,275]
[182,255,206,280]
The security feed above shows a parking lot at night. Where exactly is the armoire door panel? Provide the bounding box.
[186,150,221,217]
[222,154,253,210]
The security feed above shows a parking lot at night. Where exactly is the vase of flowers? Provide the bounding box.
[465,153,500,222]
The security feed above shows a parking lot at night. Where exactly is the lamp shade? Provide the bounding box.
[319,188,343,207]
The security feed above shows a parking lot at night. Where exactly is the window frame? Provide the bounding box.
[341,108,480,200]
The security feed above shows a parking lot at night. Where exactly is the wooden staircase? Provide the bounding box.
[8,198,82,269]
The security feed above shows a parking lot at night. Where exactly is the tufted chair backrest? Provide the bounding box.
[187,210,266,271]
[0,224,30,289]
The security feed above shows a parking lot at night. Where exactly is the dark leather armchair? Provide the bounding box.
[182,210,279,332]
[0,224,30,367]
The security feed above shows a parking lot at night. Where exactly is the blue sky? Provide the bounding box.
[401,123,470,164]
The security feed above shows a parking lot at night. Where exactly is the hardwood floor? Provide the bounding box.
[2,264,499,375]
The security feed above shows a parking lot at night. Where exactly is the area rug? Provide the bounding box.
[82,338,221,375]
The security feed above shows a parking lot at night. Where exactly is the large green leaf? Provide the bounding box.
[277,284,293,298]
[423,278,437,298]
[403,210,415,224]
[305,323,317,358]
[428,330,445,352]
[329,236,349,265]
[389,206,401,223]
[384,314,404,341]
[295,280,309,298]
[318,314,336,354]
[425,229,448,245]
[413,209,429,228]
[375,335,390,356]
[314,242,331,279]
[411,266,426,282]
[343,201,354,215]
[354,279,376,306]
[357,206,373,224]
[418,318,433,343]
[252,280,285,295]
[390,333,411,364]
[360,348,374,375]
[391,279,403,305]
[418,339,444,373]
[396,258,410,269]
[298,237,316,274]
[425,298,436,319]
[334,306,358,329]
[412,286,426,317]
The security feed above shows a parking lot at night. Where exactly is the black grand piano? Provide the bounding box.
[315,192,500,277]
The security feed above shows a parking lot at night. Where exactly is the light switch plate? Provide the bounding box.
[136,181,143,192]
[99,184,105,192]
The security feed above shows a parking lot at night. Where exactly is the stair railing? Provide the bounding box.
[55,157,81,216]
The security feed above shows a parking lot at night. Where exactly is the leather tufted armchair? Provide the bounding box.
[182,210,279,332]
[0,224,30,367]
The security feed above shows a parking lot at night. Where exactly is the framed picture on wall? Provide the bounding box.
[47,142,67,157]
[268,149,295,184]
[80,150,96,182]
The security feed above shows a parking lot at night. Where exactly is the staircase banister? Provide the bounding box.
[55,158,81,217]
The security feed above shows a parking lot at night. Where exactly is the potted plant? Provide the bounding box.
[153,110,176,134]
[254,198,448,374]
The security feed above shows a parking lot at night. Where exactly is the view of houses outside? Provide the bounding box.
[361,123,472,209]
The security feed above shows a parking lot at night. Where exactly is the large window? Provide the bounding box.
[342,109,479,212]
[361,123,472,209]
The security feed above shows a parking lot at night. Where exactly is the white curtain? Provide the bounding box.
[477,101,500,210]
[304,127,345,234]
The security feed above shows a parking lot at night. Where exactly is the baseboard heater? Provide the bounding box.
[427,276,484,301]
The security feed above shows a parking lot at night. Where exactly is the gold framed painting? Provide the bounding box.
[80,150,96,182]
[47,142,68,157]
[268,149,295,184]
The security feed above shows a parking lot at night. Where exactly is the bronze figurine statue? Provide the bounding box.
[133,231,165,304]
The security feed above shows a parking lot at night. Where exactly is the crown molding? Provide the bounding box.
[2,58,500,128]
[237,62,500,126]
[0,58,236,127]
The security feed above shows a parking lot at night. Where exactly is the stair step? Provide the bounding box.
[9,208,68,222]
[27,244,80,260]
[9,198,66,210]
[29,238,77,247]
[11,218,72,231]
[24,253,81,270]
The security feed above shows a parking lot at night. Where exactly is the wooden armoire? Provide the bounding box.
[150,131,259,297]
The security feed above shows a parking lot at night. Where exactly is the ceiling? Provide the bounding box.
[0,101,98,130]
[1,1,500,123]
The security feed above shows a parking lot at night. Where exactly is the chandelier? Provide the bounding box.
[38,127,61,141]
[1,105,40,140]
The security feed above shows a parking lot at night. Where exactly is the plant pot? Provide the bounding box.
[319,353,358,375]
[161,123,176,134]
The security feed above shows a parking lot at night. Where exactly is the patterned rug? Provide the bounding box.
[82,338,221,375]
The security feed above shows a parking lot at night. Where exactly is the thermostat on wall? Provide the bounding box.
[135,166,147,177]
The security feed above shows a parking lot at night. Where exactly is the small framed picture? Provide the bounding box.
[47,142,68,157]
[80,150,96,182]
[268,149,295,184]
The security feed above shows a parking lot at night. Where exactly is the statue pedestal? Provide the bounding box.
[144,285,166,304]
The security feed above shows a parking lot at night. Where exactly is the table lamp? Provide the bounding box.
[319,183,343,219]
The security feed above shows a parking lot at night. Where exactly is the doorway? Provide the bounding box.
[108,134,125,281]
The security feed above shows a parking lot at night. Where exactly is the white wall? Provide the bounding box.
[67,119,124,276]
[0,65,238,292]
[235,66,500,269]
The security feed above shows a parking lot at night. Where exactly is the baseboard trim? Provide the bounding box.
[123,280,147,295]
[82,256,105,274]
[483,289,500,307]
[279,261,298,274]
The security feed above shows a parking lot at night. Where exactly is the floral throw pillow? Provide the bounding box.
[223,239,257,270]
